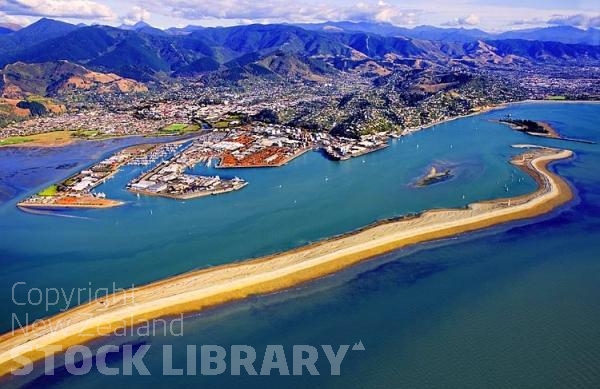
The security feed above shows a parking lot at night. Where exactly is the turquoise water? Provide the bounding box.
[1,102,599,388]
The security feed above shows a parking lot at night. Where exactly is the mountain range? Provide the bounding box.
[0,18,599,84]
[295,22,600,45]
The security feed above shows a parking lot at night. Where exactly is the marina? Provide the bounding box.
[16,144,158,209]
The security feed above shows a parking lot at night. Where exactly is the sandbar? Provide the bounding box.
[0,147,574,376]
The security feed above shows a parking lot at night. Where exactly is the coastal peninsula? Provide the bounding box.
[0,146,574,376]
[16,143,161,210]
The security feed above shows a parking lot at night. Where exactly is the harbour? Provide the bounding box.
[1,102,599,388]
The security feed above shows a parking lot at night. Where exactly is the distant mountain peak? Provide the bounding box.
[30,18,73,27]
[133,21,152,29]
[119,21,153,30]
[118,21,167,36]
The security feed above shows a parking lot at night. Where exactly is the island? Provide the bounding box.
[0,146,574,376]
[416,166,453,187]
[498,118,560,138]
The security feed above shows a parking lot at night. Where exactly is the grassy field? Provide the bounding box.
[546,95,567,100]
[38,185,58,196]
[0,136,33,146]
[72,129,101,139]
[213,120,230,129]
[0,130,74,147]
[159,123,200,135]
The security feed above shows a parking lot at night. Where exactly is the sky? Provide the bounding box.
[0,0,599,31]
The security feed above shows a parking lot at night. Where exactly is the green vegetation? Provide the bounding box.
[0,103,14,114]
[162,123,188,132]
[0,136,33,146]
[16,100,48,116]
[205,113,248,130]
[362,120,395,135]
[546,95,567,100]
[213,121,230,129]
[226,114,243,121]
[38,185,58,196]
[500,118,548,134]
[63,178,77,186]
[159,123,200,135]
[72,129,100,139]
[25,95,49,103]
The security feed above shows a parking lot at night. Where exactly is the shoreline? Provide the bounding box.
[16,199,124,210]
[0,147,574,377]
[402,103,509,134]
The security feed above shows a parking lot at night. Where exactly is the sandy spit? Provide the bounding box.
[0,147,574,376]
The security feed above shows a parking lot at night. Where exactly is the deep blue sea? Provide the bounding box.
[1,102,599,388]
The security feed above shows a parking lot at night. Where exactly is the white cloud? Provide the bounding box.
[140,0,422,25]
[122,6,150,25]
[509,18,545,26]
[2,0,115,20]
[443,13,480,27]
[460,14,480,26]
[547,13,600,28]
[0,10,31,26]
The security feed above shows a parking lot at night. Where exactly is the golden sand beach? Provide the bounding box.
[0,147,574,376]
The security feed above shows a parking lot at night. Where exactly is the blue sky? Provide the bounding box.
[0,0,599,31]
